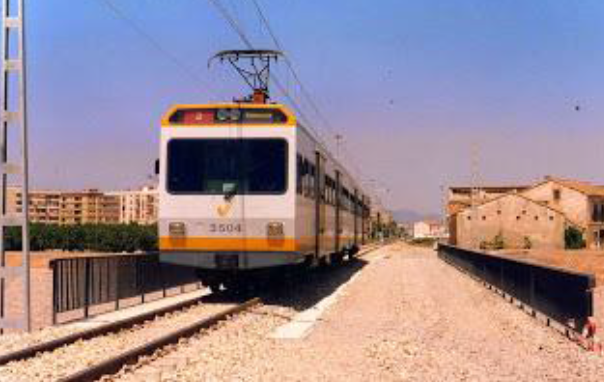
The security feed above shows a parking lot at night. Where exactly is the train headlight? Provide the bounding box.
[169,222,186,237]
[266,222,284,238]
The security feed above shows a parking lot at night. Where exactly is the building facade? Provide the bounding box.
[450,177,604,250]
[59,189,120,225]
[413,220,446,239]
[107,186,158,225]
[456,193,568,250]
[447,185,530,216]
[522,177,604,249]
[5,187,138,225]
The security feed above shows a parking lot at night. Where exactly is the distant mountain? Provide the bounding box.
[392,209,440,223]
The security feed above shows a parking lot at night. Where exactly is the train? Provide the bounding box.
[157,51,391,292]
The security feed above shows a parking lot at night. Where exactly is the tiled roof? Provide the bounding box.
[545,177,604,197]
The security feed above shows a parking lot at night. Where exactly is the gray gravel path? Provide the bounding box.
[115,243,604,381]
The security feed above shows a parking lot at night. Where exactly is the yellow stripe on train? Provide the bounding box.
[159,237,298,252]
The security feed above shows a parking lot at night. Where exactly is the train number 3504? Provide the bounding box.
[209,223,243,233]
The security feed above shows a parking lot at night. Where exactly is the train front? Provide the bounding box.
[158,103,302,289]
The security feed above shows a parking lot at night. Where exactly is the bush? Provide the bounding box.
[523,236,532,250]
[410,237,437,247]
[492,233,505,250]
[565,226,585,250]
[3,223,158,253]
[480,233,505,250]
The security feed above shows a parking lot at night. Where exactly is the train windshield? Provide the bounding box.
[167,138,288,194]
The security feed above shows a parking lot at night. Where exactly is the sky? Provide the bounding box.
[17,0,604,215]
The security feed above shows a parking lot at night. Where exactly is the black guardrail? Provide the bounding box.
[438,244,596,331]
[50,253,199,323]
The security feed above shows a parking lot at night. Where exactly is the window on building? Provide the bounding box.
[553,189,561,201]
[593,204,604,223]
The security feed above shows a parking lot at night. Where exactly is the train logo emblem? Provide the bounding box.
[217,202,233,217]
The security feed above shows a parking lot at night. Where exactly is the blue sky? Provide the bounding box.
[21,0,604,214]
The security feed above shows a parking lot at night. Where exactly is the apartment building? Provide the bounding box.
[59,189,120,225]
[107,186,158,225]
[7,187,62,224]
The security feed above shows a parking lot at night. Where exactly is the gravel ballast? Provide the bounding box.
[0,302,235,381]
[115,243,604,381]
[4,243,604,381]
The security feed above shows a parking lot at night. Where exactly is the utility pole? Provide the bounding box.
[0,0,31,332]
[470,142,480,248]
[334,134,343,161]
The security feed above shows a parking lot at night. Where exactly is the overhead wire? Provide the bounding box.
[95,0,222,100]
[249,0,336,134]
[248,0,371,186]
[205,0,329,146]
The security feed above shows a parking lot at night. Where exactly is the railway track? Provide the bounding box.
[0,296,260,382]
[59,299,260,382]
[0,243,388,381]
[0,294,211,367]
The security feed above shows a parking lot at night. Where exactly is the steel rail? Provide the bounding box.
[58,298,261,382]
[0,292,211,366]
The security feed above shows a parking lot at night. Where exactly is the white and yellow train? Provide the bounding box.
[158,102,374,291]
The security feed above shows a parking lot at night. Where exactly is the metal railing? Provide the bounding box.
[438,244,596,331]
[50,253,200,323]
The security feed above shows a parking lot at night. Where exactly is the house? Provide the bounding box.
[522,177,604,249]
[447,185,530,216]
[413,220,446,239]
[450,176,604,250]
[455,193,571,249]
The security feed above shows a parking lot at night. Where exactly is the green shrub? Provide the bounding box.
[3,223,158,252]
[565,226,585,249]
[492,233,505,250]
[480,233,505,250]
[410,237,437,247]
[523,236,532,250]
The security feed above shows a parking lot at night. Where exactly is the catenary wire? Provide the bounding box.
[96,0,222,100]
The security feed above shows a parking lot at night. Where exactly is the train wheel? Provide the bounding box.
[319,254,331,267]
[207,282,222,294]
[348,245,359,260]
[331,252,344,265]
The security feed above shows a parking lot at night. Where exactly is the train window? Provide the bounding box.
[325,176,336,205]
[304,160,311,198]
[297,155,303,195]
[167,138,288,194]
[308,163,316,199]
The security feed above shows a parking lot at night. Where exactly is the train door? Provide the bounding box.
[353,189,359,247]
[361,196,366,245]
[314,151,326,259]
[335,171,341,254]
[234,110,247,262]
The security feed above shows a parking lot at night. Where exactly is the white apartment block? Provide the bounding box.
[108,186,158,225]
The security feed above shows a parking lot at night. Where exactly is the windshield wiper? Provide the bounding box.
[224,185,238,202]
